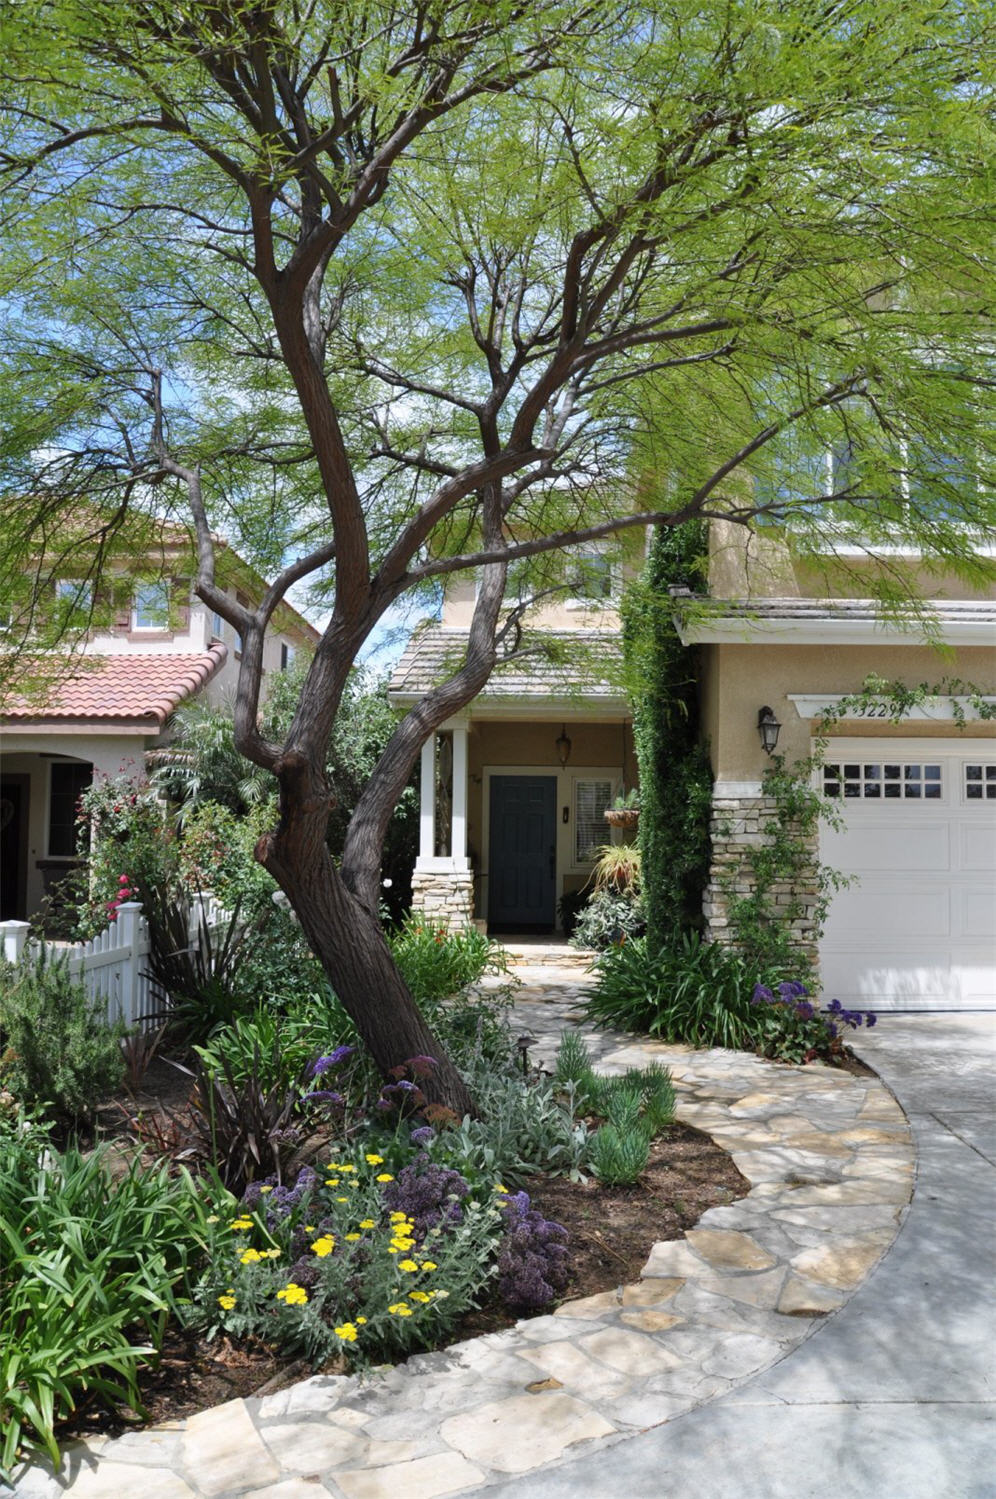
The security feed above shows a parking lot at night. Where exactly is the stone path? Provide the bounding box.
[13,952,914,1499]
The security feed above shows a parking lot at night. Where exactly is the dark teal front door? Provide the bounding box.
[488,775,557,929]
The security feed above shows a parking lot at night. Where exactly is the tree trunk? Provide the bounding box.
[257,776,476,1118]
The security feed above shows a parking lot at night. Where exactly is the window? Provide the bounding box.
[280,642,296,671]
[964,765,996,801]
[211,611,225,641]
[132,580,169,630]
[574,779,612,863]
[823,762,942,800]
[48,762,92,857]
[55,579,93,614]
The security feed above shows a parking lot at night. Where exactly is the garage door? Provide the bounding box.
[819,740,996,1011]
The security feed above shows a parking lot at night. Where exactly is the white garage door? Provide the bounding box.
[819,739,996,1011]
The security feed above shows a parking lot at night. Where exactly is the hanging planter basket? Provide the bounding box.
[604,807,639,831]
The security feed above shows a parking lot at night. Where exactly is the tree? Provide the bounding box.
[1,0,993,1112]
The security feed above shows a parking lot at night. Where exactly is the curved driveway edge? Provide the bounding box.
[14,970,917,1499]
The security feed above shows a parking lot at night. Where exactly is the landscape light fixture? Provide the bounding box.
[555,724,572,767]
[757,705,782,756]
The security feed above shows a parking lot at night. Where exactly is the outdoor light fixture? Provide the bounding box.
[555,724,572,767]
[757,705,782,756]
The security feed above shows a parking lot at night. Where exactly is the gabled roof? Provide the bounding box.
[1,644,228,730]
[676,597,996,648]
[388,626,628,714]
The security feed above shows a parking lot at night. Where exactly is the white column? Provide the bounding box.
[451,724,468,864]
[418,735,436,863]
[0,920,30,965]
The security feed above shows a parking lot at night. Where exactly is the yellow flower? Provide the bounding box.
[305,1225,316,1233]
[217,1293,237,1310]
[326,1161,344,1170]
[420,1261,438,1272]
[325,1177,340,1186]
[376,1173,394,1183]
[365,1153,384,1165]
[276,1283,308,1305]
[336,1196,348,1203]
[311,1235,335,1258]
[264,1248,281,1259]
[398,1259,419,1273]
[356,1316,367,1324]
[334,1322,359,1341]
[240,1248,262,1265]
[339,1164,357,1173]
[387,1302,412,1317]
[493,1183,509,1194]
[389,1212,407,1223]
[359,1219,377,1230]
[345,1233,361,1242]
[230,1218,253,1232]
[206,1214,219,1224]
[259,1185,274,1194]
[409,1290,431,1303]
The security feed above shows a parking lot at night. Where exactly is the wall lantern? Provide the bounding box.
[757,705,782,756]
[555,724,572,767]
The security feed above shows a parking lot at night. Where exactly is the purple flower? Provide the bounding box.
[794,1000,815,1019]
[410,1126,436,1146]
[302,1089,344,1106]
[309,1045,355,1077]
[381,1153,469,1238]
[496,1191,569,1312]
[866,1013,878,1028]
[752,984,775,1007]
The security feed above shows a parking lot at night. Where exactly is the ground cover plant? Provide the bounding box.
[584,933,876,1064]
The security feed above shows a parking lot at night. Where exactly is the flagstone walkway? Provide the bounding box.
[13,950,914,1499]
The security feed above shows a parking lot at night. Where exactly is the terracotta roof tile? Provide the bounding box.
[2,644,228,728]
[388,626,627,707]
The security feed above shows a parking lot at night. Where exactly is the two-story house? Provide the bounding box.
[0,524,318,925]
[391,521,995,1011]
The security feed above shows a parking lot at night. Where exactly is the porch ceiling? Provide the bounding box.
[387,626,629,714]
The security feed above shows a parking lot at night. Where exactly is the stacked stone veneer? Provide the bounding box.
[704,787,820,972]
[411,869,475,932]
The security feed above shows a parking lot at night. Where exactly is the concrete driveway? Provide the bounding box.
[479,1013,996,1499]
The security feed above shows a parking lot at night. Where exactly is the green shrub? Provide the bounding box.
[569,888,646,950]
[389,917,504,1004]
[0,1111,220,1478]
[588,1123,650,1185]
[0,952,125,1129]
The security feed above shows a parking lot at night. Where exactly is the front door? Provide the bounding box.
[0,778,27,920]
[488,775,557,930]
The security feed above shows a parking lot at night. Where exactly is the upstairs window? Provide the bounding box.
[132,580,169,631]
[55,579,93,615]
[568,548,614,604]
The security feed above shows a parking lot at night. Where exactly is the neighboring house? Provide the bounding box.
[390,521,995,1011]
[0,527,318,925]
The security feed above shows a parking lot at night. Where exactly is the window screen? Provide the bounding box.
[575,779,612,863]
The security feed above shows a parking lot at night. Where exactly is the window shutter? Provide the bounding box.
[171,578,190,629]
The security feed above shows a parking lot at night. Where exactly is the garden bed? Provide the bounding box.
[55,1121,748,1443]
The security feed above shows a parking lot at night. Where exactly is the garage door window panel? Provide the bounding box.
[824,762,942,801]
[964,765,996,801]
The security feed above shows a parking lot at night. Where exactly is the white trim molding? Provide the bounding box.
[789,694,996,723]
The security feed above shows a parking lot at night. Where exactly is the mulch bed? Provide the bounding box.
[60,1115,749,1444]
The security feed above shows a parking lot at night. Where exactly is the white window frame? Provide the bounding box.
[131,579,170,631]
[565,545,617,609]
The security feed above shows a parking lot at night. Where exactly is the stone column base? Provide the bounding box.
[704,788,820,975]
[411,869,475,933]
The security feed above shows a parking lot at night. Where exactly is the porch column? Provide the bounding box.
[418,735,435,862]
[451,723,468,863]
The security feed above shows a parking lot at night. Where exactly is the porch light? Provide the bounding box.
[555,724,572,767]
[757,705,781,756]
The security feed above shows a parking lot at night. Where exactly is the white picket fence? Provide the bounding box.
[1,902,168,1031]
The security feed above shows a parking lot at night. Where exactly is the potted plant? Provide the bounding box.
[603,788,640,830]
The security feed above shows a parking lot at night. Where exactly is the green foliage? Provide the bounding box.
[0,1111,219,1479]
[435,1068,592,1184]
[588,1123,650,1186]
[75,773,180,939]
[142,889,263,1043]
[0,952,125,1129]
[624,524,713,952]
[721,754,847,975]
[591,843,642,894]
[190,1154,505,1367]
[389,918,504,1005]
[585,933,782,1052]
[569,887,646,951]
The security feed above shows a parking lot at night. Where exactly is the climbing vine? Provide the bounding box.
[623,523,713,953]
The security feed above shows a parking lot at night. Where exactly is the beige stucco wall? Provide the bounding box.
[701,642,996,781]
